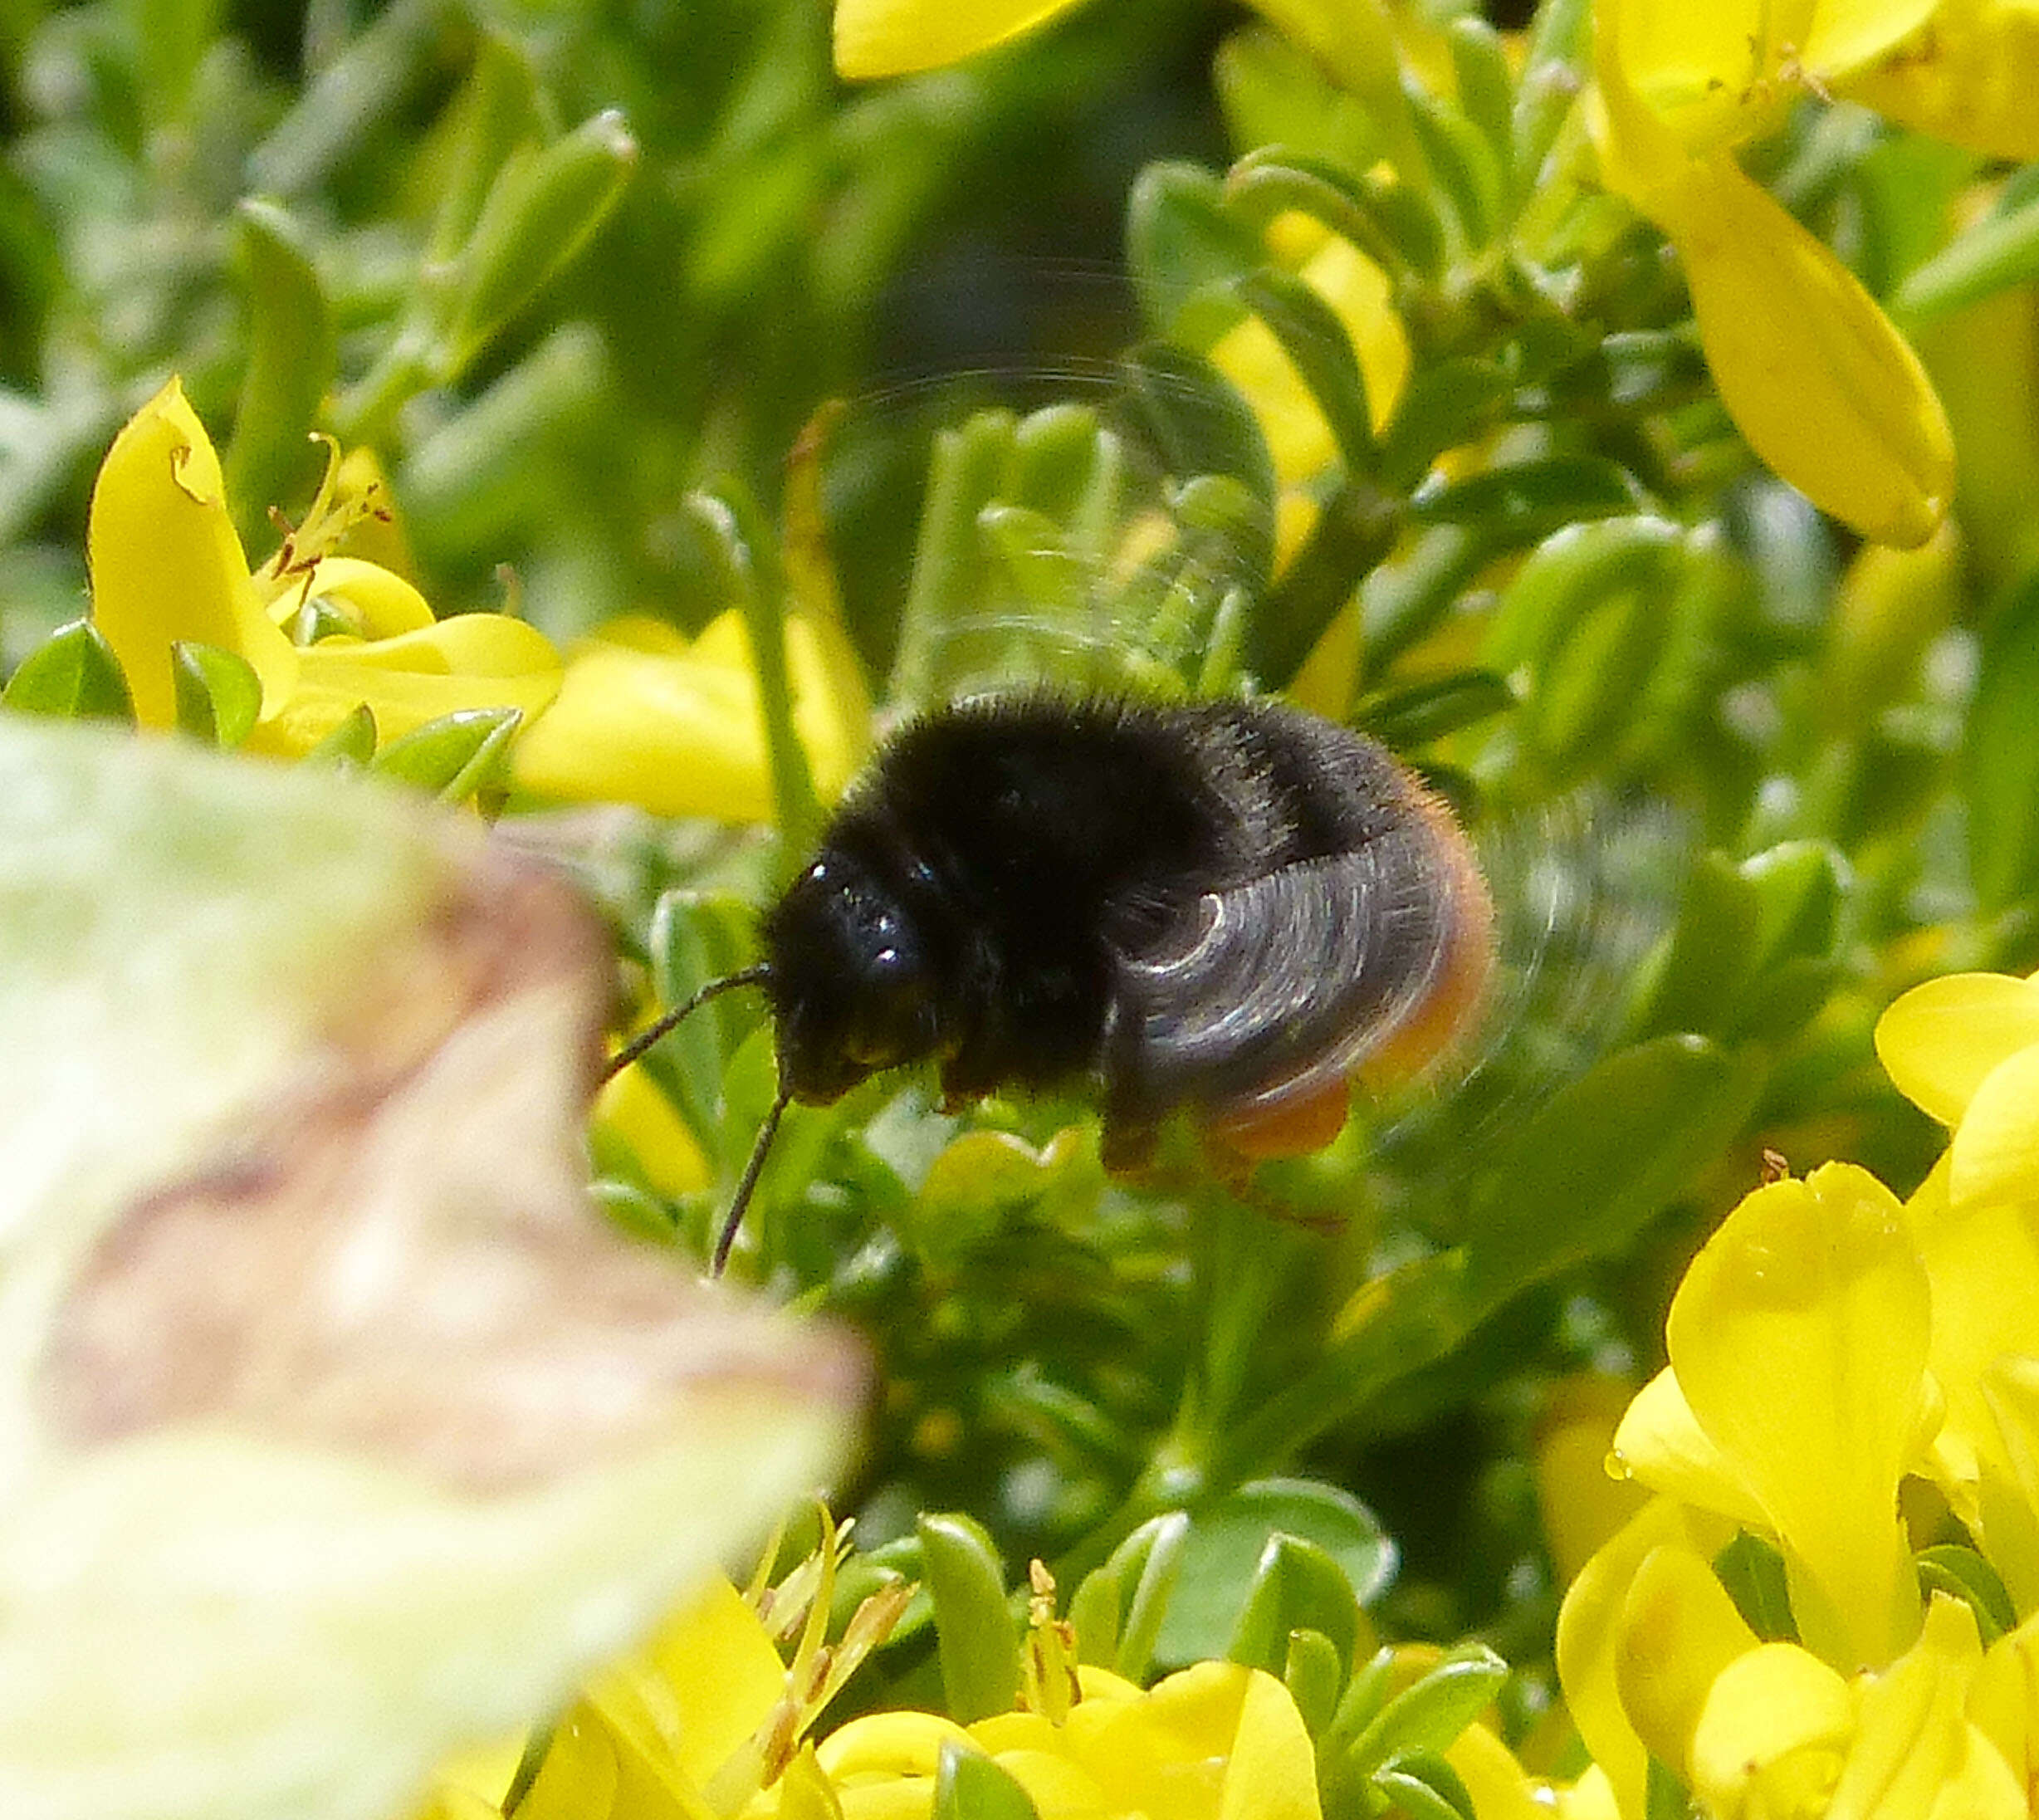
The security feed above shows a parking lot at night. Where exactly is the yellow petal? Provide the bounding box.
[1827,1596,2021,1820]
[276,555,437,638]
[1613,1541,1762,1775]
[1978,1358,2039,1617]
[598,1577,785,1788]
[1611,1367,1773,1532]
[1845,0,2039,160]
[1972,1610,2039,1800]
[1667,1163,1931,1671]
[593,1065,711,1198]
[832,0,1088,78]
[1875,972,2039,1126]
[1445,1721,1546,1820]
[255,614,564,754]
[1556,1499,1712,1820]
[511,614,865,822]
[86,377,299,728]
[815,1711,975,1781]
[1657,152,1953,548]
[1590,12,1954,550]
[1900,1157,2039,1559]
[1534,1374,1656,1587]
[1950,1040,2039,1210]
[1687,1641,1853,1818]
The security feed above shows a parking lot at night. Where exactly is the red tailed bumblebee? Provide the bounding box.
[611,690,1494,1272]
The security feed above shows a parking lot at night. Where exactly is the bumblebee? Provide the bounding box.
[615,692,1494,1270]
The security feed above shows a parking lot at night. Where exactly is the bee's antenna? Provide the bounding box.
[711,1080,792,1276]
[603,963,773,1082]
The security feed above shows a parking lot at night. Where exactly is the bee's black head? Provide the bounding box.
[761,846,941,1103]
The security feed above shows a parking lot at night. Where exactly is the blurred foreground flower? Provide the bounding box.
[0,717,863,1820]
[79,379,866,819]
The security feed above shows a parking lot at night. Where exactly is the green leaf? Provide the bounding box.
[1714,1531,1797,1642]
[1152,1480,1393,1671]
[224,201,335,538]
[1627,853,1763,1041]
[1406,87,1501,246]
[1284,1628,1345,1738]
[1445,19,1514,199]
[1897,185,2039,321]
[301,703,378,768]
[1108,1511,1191,1682]
[918,1513,1020,1725]
[1353,671,1515,749]
[1127,161,1260,345]
[1510,0,1591,201]
[1963,571,2039,912]
[643,891,757,1147]
[1223,149,1425,281]
[171,643,262,750]
[1916,1545,2017,1645]
[1373,1754,1479,1820]
[1375,359,1514,488]
[1225,1532,1362,1680]
[1412,456,1640,540]
[2,621,134,724]
[370,706,522,801]
[1346,1644,1506,1779]
[932,1743,1039,1820]
[442,110,638,375]
[1462,1036,1761,1309]
[1235,267,1376,474]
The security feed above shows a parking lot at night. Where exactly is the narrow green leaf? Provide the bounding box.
[1353,671,1515,749]
[1412,456,1640,538]
[370,706,522,800]
[1406,87,1501,246]
[1897,188,2039,321]
[1257,478,1400,688]
[1224,150,1413,280]
[918,1514,1021,1725]
[1446,19,1514,198]
[1714,1531,1797,1642]
[1510,0,1590,199]
[443,110,638,375]
[1347,1644,1506,1779]
[1375,359,1514,489]
[1235,267,1376,475]
[1284,1628,1344,1738]
[301,703,378,767]
[1963,571,2039,912]
[1127,161,1261,344]
[1225,1533,1362,1679]
[932,1744,1039,1820]
[224,201,335,538]
[1917,1545,2017,1645]
[1373,1754,1479,1820]
[2,621,134,724]
[170,643,262,750]
[1109,1510,1191,1683]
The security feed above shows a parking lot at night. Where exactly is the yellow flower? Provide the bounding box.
[83,381,870,824]
[1561,1522,2024,1820]
[1875,968,2039,1211]
[764,1659,1322,1820]
[1588,0,1958,547]
[88,378,561,751]
[1611,1162,1937,1671]
[509,609,871,822]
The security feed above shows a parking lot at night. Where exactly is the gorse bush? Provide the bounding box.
[5,0,2039,1815]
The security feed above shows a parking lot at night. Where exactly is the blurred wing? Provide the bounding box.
[1103,817,1484,1135]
